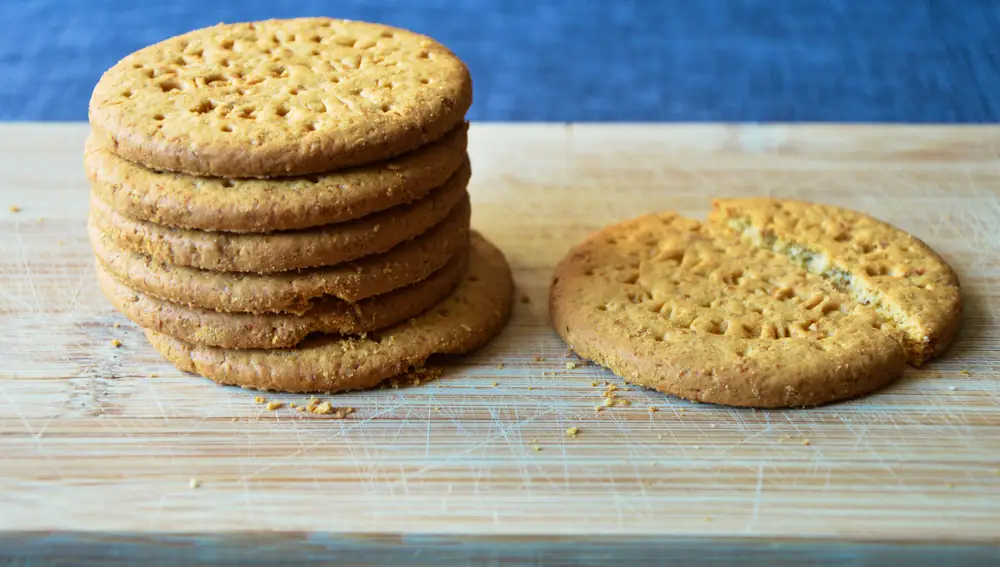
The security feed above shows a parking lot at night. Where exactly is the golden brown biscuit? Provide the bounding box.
[550,199,960,408]
[144,233,512,393]
[89,161,469,273]
[83,125,468,233]
[90,196,470,314]
[88,18,472,177]
[97,246,468,348]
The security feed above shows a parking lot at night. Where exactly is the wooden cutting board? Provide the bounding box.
[1,124,998,565]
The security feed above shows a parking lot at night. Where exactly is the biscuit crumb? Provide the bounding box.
[527,386,534,390]
[496,363,504,369]
[113,322,121,328]
[802,439,811,446]
[566,427,580,437]
[110,339,122,348]
[595,405,604,412]
[959,370,970,375]
[591,381,598,387]
[602,398,614,407]
[648,406,658,413]
[254,396,266,404]
[617,399,631,407]
[312,401,334,414]
[8,205,20,213]
[709,423,716,428]
[289,403,296,409]
[945,482,954,489]
[949,386,958,391]
[520,294,531,304]
[492,381,498,387]
[533,356,544,362]
[433,406,441,412]
[565,362,576,370]
[189,478,200,489]
[532,445,542,452]
[266,401,283,411]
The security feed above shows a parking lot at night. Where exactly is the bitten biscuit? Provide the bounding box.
[550,199,961,408]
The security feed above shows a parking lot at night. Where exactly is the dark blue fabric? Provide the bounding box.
[2,0,999,122]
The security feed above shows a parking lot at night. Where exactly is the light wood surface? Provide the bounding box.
[1,124,998,564]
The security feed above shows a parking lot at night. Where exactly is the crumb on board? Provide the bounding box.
[312,401,334,414]
[307,399,355,418]
[266,401,283,411]
[602,398,614,407]
[648,406,658,413]
[110,339,122,348]
[532,445,542,452]
[565,362,577,370]
[617,399,631,407]
[960,370,970,375]
[113,322,121,328]
[594,405,604,412]
[533,356,543,362]
[802,439,811,446]
[566,427,580,437]
[289,403,296,409]
[591,381,598,387]
[189,478,200,489]
[254,396,266,404]
[527,386,534,390]
[520,294,531,304]
[496,363,504,369]
[492,381,498,387]
[9,205,20,213]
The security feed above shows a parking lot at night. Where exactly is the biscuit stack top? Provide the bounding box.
[85,18,513,394]
[88,18,472,179]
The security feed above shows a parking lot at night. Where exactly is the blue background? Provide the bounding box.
[3,0,999,122]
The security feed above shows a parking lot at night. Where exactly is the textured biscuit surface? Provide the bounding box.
[711,198,962,366]
[145,233,512,393]
[89,18,472,177]
[90,161,469,273]
[84,125,468,232]
[90,196,470,314]
[550,199,961,408]
[98,246,468,348]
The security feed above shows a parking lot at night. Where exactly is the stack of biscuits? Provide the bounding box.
[85,18,513,393]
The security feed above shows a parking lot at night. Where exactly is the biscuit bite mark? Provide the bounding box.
[710,198,961,366]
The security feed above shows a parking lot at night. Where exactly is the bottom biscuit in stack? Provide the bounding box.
[144,234,512,393]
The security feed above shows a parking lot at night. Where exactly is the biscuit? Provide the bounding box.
[550,199,960,408]
[144,233,512,393]
[710,198,962,366]
[97,245,468,348]
[89,161,469,273]
[84,124,467,233]
[88,18,473,178]
[90,196,470,314]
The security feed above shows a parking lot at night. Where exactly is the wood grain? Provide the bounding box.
[0,124,998,564]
